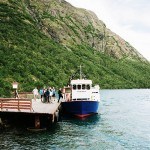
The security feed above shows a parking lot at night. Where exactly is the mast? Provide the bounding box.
[79,65,82,79]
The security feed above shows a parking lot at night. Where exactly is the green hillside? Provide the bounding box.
[0,0,150,97]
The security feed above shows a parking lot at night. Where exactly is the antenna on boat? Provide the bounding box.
[68,65,86,83]
[79,65,82,79]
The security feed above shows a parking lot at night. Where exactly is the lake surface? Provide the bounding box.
[0,89,150,150]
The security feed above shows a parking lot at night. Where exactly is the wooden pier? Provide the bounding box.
[0,98,61,130]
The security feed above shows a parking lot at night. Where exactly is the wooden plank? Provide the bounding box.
[0,98,31,101]
[2,104,18,106]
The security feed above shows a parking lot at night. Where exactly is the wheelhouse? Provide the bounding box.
[71,79,92,90]
[70,79,93,101]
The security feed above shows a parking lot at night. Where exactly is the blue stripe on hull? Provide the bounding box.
[61,101,99,116]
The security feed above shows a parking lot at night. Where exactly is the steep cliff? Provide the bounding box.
[25,0,146,60]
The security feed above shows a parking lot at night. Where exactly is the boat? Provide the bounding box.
[61,65,100,118]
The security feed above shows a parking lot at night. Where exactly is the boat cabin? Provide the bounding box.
[62,79,100,102]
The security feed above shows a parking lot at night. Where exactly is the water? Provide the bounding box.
[0,89,150,150]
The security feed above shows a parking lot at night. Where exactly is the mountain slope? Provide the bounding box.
[25,0,146,61]
[0,0,150,97]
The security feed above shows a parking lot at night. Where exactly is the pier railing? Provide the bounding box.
[0,98,32,111]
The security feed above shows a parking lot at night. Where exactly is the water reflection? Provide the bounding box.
[60,113,101,126]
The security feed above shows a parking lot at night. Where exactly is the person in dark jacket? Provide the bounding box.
[45,89,50,103]
[58,88,63,103]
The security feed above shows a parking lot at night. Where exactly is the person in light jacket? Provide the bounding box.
[39,88,44,102]
[32,87,38,101]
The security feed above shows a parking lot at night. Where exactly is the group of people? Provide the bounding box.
[32,87,63,103]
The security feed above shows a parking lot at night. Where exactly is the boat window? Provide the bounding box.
[87,84,90,90]
[77,84,81,90]
[73,84,76,90]
[82,84,86,90]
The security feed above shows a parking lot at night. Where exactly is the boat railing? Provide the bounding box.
[0,98,32,111]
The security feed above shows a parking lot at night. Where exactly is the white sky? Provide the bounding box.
[65,0,150,61]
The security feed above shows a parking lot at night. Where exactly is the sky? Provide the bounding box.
[65,0,150,61]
